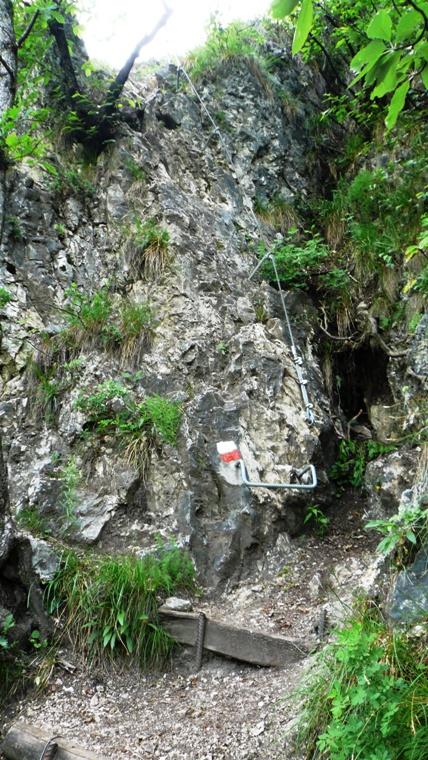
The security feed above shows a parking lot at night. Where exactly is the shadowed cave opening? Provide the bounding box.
[332,345,395,433]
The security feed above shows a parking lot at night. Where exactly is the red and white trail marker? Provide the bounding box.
[216,441,241,463]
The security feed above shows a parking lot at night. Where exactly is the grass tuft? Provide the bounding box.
[45,544,196,668]
[126,218,171,281]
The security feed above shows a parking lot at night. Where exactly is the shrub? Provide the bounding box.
[319,159,427,275]
[44,165,95,200]
[75,382,182,474]
[258,229,330,289]
[0,288,13,308]
[118,300,156,365]
[293,599,428,760]
[53,284,155,363]
[186,18,266,81]
[45,544,195,667]
[63,283,115,333]
[329,439,395,489]
[366,500,428,565]
[29,361,62,423]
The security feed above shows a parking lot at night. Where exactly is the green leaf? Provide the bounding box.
[51,11,64,23]
[72,24,84,38]
[416,41,428,62]
[292,0,313,55]
[377,536,396,554]
[103,629,112,647]
[406,530,417,544]
[40,161,58,176]
[370,51,401,98]
[117,610,126,626]
[422,63,428,89]
[367,10,392,41]
[350,39,386,79]
[385,80,409,132]
[396,9,423,42]
[270,0,300,18]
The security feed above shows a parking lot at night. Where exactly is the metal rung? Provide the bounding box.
[217,442,317,491]
[238,460,317,490]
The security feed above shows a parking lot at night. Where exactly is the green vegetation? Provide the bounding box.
[122,155,147,183]
[0,615,21,705]
[3,1,171,167]
[329,439,396,490]
[53,222,66,239]
[216,342,229,356]
[127,218,171,281]
[367,501,428,566]
[58,457,80,535]
[29,361,62,422]
[271,0,428,130]
[5,214,25,242]
[303,504,329,536]
[45,544,195,667]
[254,196,300,235]
[44,164,96,200]
[294,598,428,760]
[49,284,156,363]
[315,149,428,274]
[258,230,329,289]
[405,210,428,298]
[75,381,182,473]
[186,18,267,81]
[17,506,50,537]
[0,288,13,309]
[0,615,16,652]
[0,612,51,706]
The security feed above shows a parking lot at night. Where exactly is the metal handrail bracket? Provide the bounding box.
[217,441,317,491]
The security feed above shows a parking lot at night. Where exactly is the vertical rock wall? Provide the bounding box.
[0,56,335,588]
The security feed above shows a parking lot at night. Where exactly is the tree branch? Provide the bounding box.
[17,9,39,49]
[48,17,81,104]
[105,3,173,112]
[404,0,428,46]
[0,52,14,80]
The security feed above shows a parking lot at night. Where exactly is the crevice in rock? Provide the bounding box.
[155,111,180,130]
[333,345,395,433]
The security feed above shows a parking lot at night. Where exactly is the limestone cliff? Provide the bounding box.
[0,45,426,597]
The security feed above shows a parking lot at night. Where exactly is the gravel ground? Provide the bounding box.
[2,652,306,759]
[0,494,381,759]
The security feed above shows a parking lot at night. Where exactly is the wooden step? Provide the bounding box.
[1,722,108,760]
[159,608,311,667]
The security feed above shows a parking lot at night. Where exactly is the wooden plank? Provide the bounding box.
[159,609,310,667]
[1,721,108,760]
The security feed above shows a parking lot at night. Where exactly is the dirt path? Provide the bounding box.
[0,494,381,759]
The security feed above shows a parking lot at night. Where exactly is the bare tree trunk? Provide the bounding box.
[104,4,173,113]
[47,3,172,149]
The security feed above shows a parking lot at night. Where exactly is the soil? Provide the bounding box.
[0,492,384,759]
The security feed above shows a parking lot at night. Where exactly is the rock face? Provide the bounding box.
[389,544,428,624]
[0,55,335,588]
[364,449,419,520]
[15,40,428,599]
